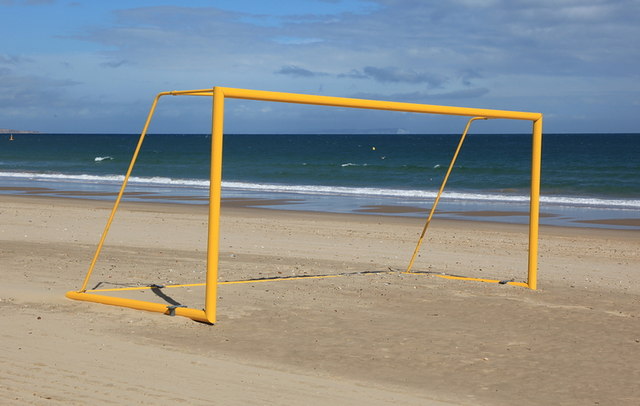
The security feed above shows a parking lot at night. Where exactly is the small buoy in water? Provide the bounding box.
[372,146,376,151]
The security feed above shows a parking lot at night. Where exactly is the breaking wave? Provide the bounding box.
[1,171,639,209]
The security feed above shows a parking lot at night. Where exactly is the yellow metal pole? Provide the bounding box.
[219,87,541,121]
[406,117,486,273]
[165,89,215,96]
[65,291,209,323]
[158,87,542,122]
[78,92,167,292]
[527,117,543,290]
[204,87,225,324]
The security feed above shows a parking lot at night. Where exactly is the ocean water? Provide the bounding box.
[1,133,639,229]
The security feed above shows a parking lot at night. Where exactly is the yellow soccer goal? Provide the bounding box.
[66,86,543,324]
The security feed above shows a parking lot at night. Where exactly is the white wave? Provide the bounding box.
[1,171,639,209]
[1,171,124,183]
[222,181,640,209]
[94,156,113,162]
[0,171,210,188]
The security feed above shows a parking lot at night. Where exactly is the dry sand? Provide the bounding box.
[1,194,638,405]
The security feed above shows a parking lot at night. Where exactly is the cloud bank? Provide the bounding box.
[0,0,638,132]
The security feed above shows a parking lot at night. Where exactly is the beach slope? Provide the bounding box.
[1,195,638,405]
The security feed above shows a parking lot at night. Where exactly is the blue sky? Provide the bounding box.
[1,0,638,134]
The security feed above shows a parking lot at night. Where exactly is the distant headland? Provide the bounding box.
[0,129,40,134]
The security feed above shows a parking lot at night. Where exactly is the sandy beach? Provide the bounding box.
[1,194,638,405]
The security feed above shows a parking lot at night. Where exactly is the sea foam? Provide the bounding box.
[94,156,114,162]
[1,171,639,210]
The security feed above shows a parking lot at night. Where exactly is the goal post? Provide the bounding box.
[66,86,543,324]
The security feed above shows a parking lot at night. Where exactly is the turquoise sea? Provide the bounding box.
[1,132,639,229]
